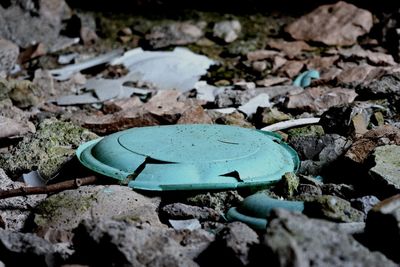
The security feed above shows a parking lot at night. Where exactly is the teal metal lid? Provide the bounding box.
[76,124,299,191]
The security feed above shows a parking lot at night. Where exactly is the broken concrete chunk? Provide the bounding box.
[161,203,221,222]
[82,107,159,134]
[0,0,70,48]
[261,107,292,125]
[0,116,32,140]
[285,87,358,113]
[345,125,400,165]
[145,22,204,48]
[267,39,313,59]
[339,45,396,66]
[365,194,400,263]
[0,119,97,180]
[246,50,281,61]
[34,185,162,231]
[279,60,304,78]
[0,168,45,231]
[285,1,373,46]
[253,209,396,267]
[351,195,380,214]
[303,195,365,222]
[213,20,242,43]
[368,145,400,192]
[0,229,66,267]
[199,222,258,266]
[319,102,378,137]
[73,219,212,267]
[0,39,19,72]
[356,72,400,98]
[177,105,213,124]
[186,191,243,214]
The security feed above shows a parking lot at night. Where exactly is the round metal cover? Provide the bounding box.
[76,124,299,191]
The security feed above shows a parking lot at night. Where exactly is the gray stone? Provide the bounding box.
[0,39,19,72]
[351,195,380,214]
[285,1,373,46]
[368,145,400,192]
[214,86,300,108]
[0,0,70,48]
[303,195,365,222]
[213,20,242,43]
[251,209,396,267]
[365,194,400,263]
[357,72,400,98]
[320,102,375,138]
[320,183,357,200]
[289,134,351,174]
[285,87,358,113]
[296,184,323,196]
[186,191,243,214]
[197,222,258,266]
[73,219,214,267]
[0,168,45,231]
[0,229,67,267]
[161,203,221,221]
[33,185,162,231]
[0,119,97,180]
[145,22,204,49]
[345,125,400,165]
[273,172,300,198]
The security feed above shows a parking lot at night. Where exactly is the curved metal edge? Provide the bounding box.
[226,207,267,230]
[76,138,131,181]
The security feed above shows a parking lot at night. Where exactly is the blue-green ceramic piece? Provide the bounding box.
[76,124,299,191]
[226,193,305,229]
[293,69,320,87]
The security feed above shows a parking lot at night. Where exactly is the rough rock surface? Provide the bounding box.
[0,119,97,180]
[351,195,380,214]
[33,185,162,231]
[0,0,70,48]
[345,125,400,164]
[365,194,400,263]
[0,229,67,267]
[251,209,396,267]
[73,218,214,267]
[285,87,358,113]
[145,22,204,48]
[356,72,400,98]
[185,191,243,214]
[213,20,242,43]
[161,203,221,221]
[285,1,373,46]
[0,169,45,231]
[0,39,19,72]
[368,145,400,192]
[303,195,365,222]
[197,222,259,266]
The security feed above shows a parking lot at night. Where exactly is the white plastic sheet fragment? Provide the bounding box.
[112,47,215,91]
[238,93,271,117]
[49,49,124,81]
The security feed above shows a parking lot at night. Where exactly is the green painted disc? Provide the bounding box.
[76,124,299,191]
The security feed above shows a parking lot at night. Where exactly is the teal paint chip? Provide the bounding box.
[76,124,299,191]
